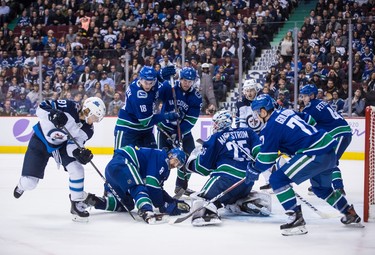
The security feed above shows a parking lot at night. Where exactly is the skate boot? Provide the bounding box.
[83,193,104,207]
[13,186,24,199]
[70,195,89,222]
[341,205,363,227]
[174,186,195,197]
[307,186,314,196]
[280,205,308,236]
[138,210,166,224]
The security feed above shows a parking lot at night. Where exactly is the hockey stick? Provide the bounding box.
[170,74,182,147]
[62,126,136,220]
[170,178,246,224]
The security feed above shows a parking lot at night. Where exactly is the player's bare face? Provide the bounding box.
[301,94,311,106]
[169,158,183,169]
[141,79,155,92]
[180,79,194,91]
[244,89,256,100]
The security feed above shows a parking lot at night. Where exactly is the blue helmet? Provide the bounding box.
[168,148,187,168]
[251,94,276,113]
[180,67,197,81]
[300,84,318,97]
[139,66,157,81]
[212,110,232,133]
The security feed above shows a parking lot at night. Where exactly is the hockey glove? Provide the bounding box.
[48,109,68,128]
[164,111,180,122]
[73,148,93,165]
[160,199,190,216]
[245,162,260,184]
[160,65,176,80]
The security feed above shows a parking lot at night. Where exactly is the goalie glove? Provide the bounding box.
[160,199,190,216]
[73,148,93,165]
[48,109,68,128]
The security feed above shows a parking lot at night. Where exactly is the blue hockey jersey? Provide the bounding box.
[115,79,165,134]
[158,80,202,136]
[195,128,261,180]
[115,146,172,208]
[299,99,352,139]
[255,109,337,172]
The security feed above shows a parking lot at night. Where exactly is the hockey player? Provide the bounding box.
[298,84,352,195]
[84,146,190,224]
[186,110,271,226]
[114,66,180,149]
[13,97,106,222]
[247,94,362,236]
[236,79,271,190]
[157,67,203,198]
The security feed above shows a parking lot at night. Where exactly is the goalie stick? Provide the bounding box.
[170,178,246,224]
[62,126,136,220]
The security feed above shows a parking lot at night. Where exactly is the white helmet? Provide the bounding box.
[212,110,232,133]
[82,97,106,123]
[242,79,259,93]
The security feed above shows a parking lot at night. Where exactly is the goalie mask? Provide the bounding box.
[82,97,106,123]
[212,110,233,133]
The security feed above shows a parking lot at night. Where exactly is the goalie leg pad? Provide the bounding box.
[236,191,272,216]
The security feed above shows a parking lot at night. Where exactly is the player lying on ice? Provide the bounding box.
[83,146,190,224]
[14,97,106,222]
[185,110,272,226]
[246,94,362,236]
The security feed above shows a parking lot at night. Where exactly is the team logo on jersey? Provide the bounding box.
[137,91,148,98]
[247,114,264,133]
[47,128,67,141]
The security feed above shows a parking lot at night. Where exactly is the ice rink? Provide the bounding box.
[1,154,374,255]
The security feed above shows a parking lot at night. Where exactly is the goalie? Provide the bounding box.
[186,110,271,226]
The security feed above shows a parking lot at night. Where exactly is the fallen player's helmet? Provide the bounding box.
[82,97,106,122]
[212,110,232,133]
[168,148,187,168]
[299,84,318,97]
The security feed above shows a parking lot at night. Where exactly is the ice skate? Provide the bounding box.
[341,205,364,228]
[70,195,89,222]
[307,186,314,196]
[83,193,104,207]
[13,186,24,199]
[191,210,222,226]
[174,186,195,198]
[138,210,167,224]
[280,205,308,236]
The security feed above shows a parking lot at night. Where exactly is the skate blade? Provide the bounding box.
[192,218,222,227]
[72,215,89,223]
[344,222,365,228]
[281,226,308,236]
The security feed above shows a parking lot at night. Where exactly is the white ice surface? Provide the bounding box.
[0,154,374,255]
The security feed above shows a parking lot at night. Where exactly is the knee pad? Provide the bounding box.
[19,176,39,190]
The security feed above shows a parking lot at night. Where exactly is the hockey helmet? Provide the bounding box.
[82,97,106,123]
[139,66,157,81]
[212,110,233,133]
[300,84,318,97]
[168,148,187,168]
[180,67,197,81]
[251,94,276,114]
[243,79,259,93]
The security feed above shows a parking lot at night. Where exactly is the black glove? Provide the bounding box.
[160,66,176,80]
[160,199,190,216]
[164,111,180,122]
[48,109,68,128]
[73,148,93,165]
